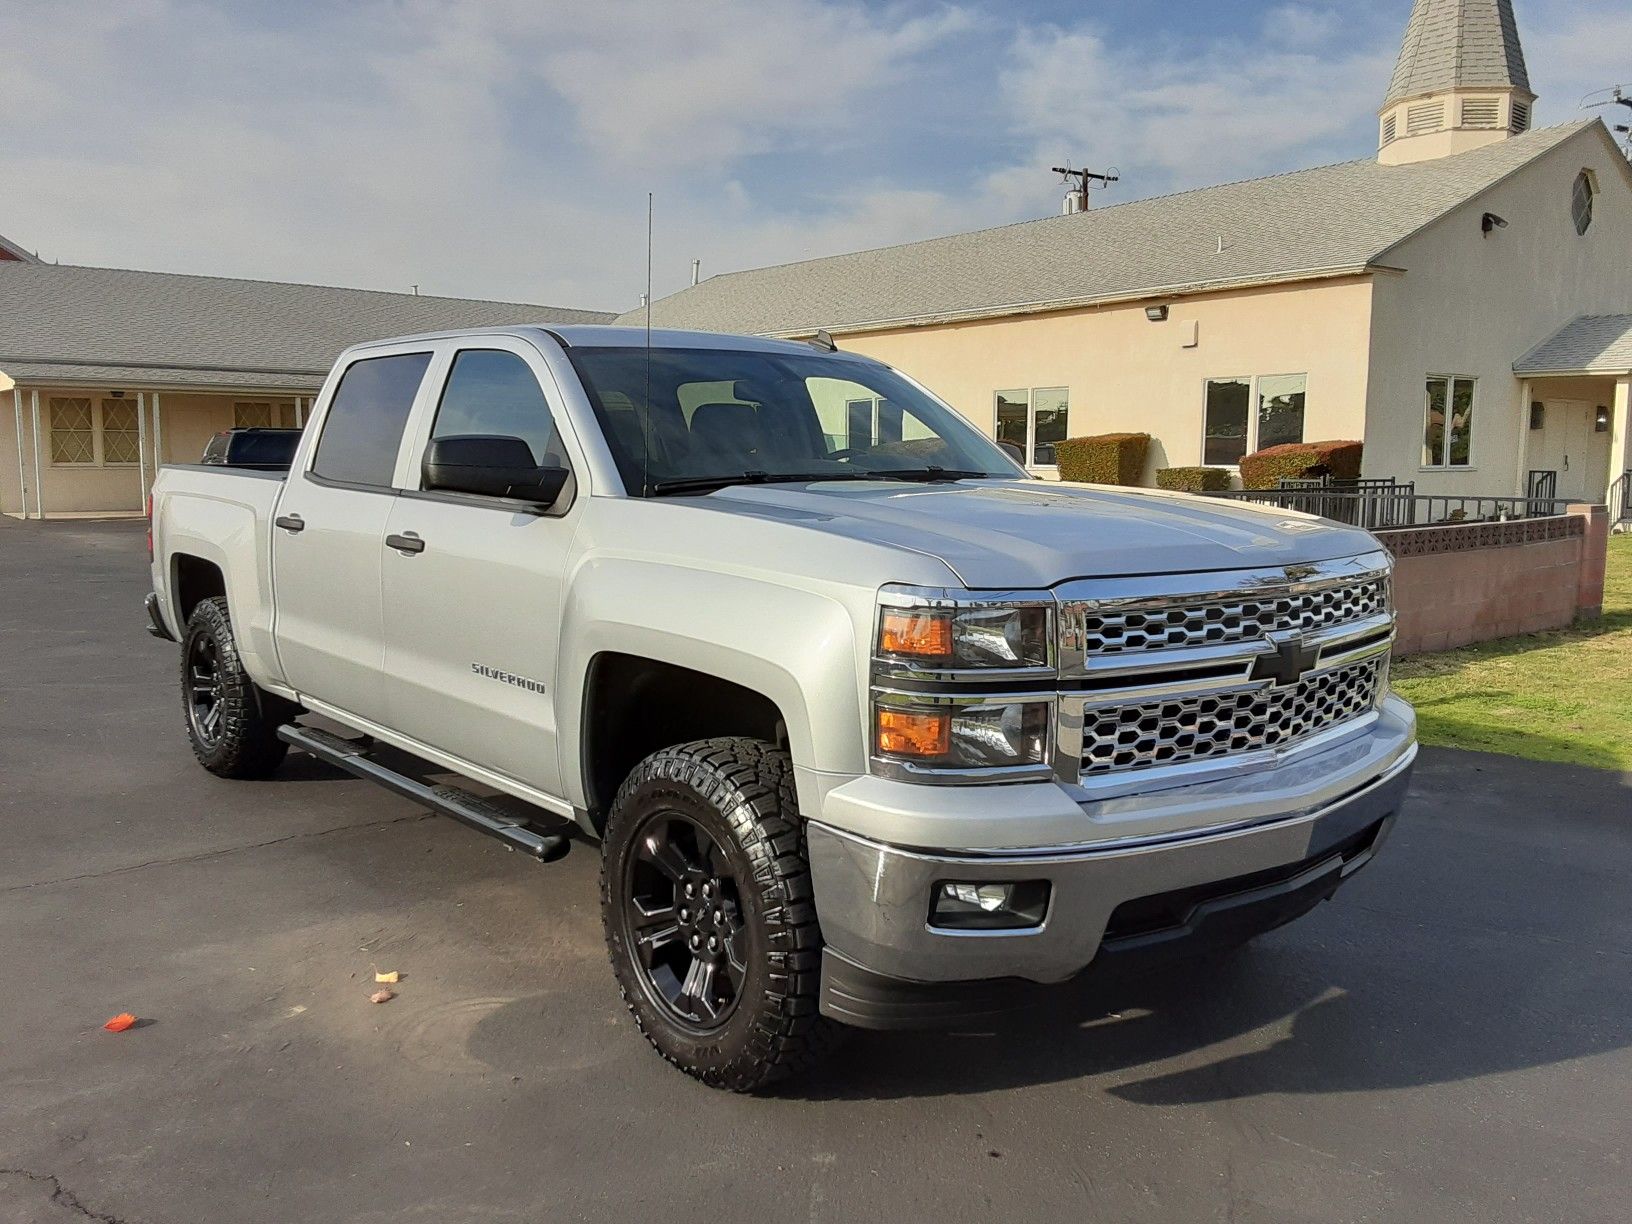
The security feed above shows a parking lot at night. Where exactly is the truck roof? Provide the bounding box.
[343,324,874,361]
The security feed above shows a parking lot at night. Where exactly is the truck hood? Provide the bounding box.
[704,479,1381,588]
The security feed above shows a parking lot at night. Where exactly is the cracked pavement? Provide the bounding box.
[1,518,1629,1224]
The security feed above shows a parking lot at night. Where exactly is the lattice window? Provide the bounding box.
[234,401,274,428]
[49,398,95,464]
[1460,98,1500,129]
[102,400,141,465]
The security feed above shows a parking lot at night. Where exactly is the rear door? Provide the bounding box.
[380,339,584,797]
[272,347,435,724]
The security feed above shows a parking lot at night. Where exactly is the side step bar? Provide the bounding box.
[278,724,571,862]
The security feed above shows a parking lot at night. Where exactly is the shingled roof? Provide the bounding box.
[1384,0,1531,107]
[1515,315,1632,375]
[0,263,613,390]
[622,122,1595,339]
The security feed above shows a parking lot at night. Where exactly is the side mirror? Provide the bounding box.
[423,435,570,507]
[996,440,1026,467]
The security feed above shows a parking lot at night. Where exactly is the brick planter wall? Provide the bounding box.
[1376,506,1607,654]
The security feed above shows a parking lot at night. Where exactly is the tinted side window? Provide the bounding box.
[429,349,568,470]
[311,352,432,486]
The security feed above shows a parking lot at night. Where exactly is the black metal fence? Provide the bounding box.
[1202,478,1571,529]
[1612,470,1631,527]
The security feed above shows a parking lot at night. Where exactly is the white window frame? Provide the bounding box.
[48,394,141,468]
[1421,374,1477,471]
[993,387,1069,471]
[1199,373,1308,468]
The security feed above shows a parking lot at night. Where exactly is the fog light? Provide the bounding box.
[930,880,1050,930]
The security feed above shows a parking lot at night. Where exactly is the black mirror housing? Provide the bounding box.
[423,435,570,507]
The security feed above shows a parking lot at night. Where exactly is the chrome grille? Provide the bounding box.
[1080,656,1385,777]
[1078,576,1389,655]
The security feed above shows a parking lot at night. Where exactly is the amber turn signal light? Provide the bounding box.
[878,610,953,658]
[875,707,951,758]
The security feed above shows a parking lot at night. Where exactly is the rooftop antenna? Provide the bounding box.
[1052,163,1119,214]
[411,283,419,296]
[643,192,653,496]
[1581,86,1632,158]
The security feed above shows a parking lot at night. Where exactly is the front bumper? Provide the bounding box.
[809,739,1414,1027]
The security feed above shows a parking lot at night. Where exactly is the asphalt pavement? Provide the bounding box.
[1,518,1628,1223]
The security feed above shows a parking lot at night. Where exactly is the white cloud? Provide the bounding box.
[999,20,1392,197]
[0,0,1618,313]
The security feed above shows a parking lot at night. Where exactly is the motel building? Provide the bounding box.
[631,0,1632,520]
[0,255,609,519]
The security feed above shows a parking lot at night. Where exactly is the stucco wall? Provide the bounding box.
[833,277,1376,483]
[1365,127,1632,496]
[1,389,299,516]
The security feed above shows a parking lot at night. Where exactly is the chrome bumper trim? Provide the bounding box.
[807,743,1415,984]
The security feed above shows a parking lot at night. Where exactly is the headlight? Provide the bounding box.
[872,696,1053,775]
[876,594,1052,673]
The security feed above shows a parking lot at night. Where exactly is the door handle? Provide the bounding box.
[386,532,426,555]
[275,514,305,533]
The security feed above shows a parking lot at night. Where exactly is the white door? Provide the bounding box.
[1532,400,1592,502]
[380,342,581,797]
[272,348,436,724]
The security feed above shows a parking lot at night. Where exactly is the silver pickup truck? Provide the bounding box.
[146,325,1416,1090]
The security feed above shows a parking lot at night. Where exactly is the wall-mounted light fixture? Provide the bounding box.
[1596,405,1611,432]
[1144,304,1170,322]
[1481,211,1508,235]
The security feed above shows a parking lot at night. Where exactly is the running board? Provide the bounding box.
[278,724,571,862]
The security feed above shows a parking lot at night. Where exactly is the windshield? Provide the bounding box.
[566,346,1024,495]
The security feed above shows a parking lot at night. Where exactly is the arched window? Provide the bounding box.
[1571,171,1596,236]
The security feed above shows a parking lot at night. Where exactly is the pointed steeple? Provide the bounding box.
[1378,0,1537,165]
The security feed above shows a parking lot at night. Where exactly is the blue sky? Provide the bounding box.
[2,1,1625,310]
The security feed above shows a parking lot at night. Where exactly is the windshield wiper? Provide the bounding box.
[648,471,860,496]
[647,467,993,497]
[852,467,992,482]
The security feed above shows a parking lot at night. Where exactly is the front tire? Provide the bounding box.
[181,596,292,779]
[601,738,843,1091]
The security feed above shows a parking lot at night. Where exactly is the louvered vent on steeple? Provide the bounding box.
[1377,0,1536,164]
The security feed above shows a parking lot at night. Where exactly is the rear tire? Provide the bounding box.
[181,596,292,779]
[601,737,844,1092]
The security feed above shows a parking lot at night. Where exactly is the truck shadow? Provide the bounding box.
[788,924,1632,1103]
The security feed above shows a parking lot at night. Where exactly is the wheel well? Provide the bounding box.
[172,554,226,623]
[582,653,787,827]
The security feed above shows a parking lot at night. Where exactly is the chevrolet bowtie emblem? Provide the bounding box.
[1251,636,1322,687]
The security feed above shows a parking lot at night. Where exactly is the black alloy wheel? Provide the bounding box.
[622,812,749,1030]
[600,738,844,1091]
[186,629,227,750]
[179,596,292,779]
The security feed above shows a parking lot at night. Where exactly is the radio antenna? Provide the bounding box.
[643,192,653,496]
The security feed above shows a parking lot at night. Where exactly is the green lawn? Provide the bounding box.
[1391,533,1632,771]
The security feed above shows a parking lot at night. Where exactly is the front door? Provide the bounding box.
[380,342,581,798]
[1534,400,1612,504]
[272,348,434,724]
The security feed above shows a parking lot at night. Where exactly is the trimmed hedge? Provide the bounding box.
[1156,466,1233,493]
[1055,432,1151,486]
[1238,440,1363,490]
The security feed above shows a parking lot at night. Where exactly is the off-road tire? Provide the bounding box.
[181,596,292,779]
[601,737,845,1091]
